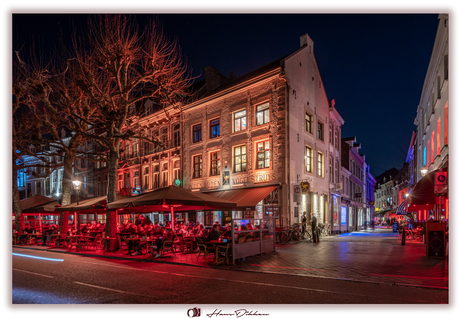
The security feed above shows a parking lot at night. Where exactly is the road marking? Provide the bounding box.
[13,253,64,262]
[73,281,149,298]
[13,268,54,278]
[250,264,327,271]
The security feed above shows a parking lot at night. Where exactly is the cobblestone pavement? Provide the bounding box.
[13,227,448,289]
[230,228,448,289]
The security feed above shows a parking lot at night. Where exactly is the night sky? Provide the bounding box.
[12,13,440,178]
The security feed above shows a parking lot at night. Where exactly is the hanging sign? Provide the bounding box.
[301,182,310,195]
[434,171,448,195]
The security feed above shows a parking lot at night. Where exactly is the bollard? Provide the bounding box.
[401,229,406,245]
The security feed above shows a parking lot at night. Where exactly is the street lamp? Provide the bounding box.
[72,180,82,205]
[72,180,82,234]
[421,167,428,177]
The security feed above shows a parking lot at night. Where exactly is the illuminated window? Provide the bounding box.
[192,155,202,179]
[437,119,441,156]
[427,141,430,166]
[256,103,270,126]
[317,152,324,177]
[192,124,202,143]
[317,122,324,141]
[210,118,220,138]
[305,146,312,173]
[161,163,168,187]
[143,167,149,190]
[256,140,270,169]
[444,102,448,146]
[233,145,246,173]
[423,147,426,166]
[233,110,247,132]
[210,151,221,176]
[431,131,435,162]
[305,113,312,134]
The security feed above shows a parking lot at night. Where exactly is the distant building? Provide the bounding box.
[340,137,373,231]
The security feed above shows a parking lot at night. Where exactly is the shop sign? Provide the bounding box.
[301,182,310,195]
[435,172,448,195]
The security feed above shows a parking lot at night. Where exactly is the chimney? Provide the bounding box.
[300,33,314,51]
[205,65,229,93]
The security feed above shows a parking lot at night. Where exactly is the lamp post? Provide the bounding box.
[72,180,82,233]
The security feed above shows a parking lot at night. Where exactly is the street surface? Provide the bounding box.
[12,248,447,304]
[11,228,448,305]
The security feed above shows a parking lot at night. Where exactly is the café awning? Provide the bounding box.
[56,194,130,212]
[204,185,278,208]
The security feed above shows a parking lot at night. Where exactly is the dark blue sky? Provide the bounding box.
[13,13,440,177]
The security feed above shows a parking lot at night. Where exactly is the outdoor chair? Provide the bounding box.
[216,243,232,265]
[119,235,129,253]
[160,235,176,257]
[196,237,215,263]
[178,235,193,253]
[67,236,79,251]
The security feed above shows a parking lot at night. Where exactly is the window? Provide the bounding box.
[329,157,332,182]
[193,155,202,179]
[437,119,441,156]
[17,169,25,187]
[143,167,149,190]
[173,124,181,148]
[124,173,130,188]
[431,131,435,162]
[335,160,339,183]
[134,171,140,189]
[192,124,202,143]
[329,123,332,143]
[173,160,181,184]
[160,128,168,150]
[233,145,246,173]
[317,152,324,177]
[233,110,247,132]
[444,102,448,146]
[210,118,220,138]
[317,122,324,141]
[305,146,312,173]
[335,130,339,149]
[210,151,221,176]
[444,55,448,80]
[256,103,270,126]
[424,146,427,167]
[161,163,168,187]
[305,113,312,134]
[153,172,159,189]
[118,174,123,191]
[256,140,270,169]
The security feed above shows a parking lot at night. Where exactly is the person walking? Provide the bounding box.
[301,213,307,235]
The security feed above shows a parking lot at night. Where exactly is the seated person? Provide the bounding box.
[42,224,57,246]
[207,224,220,242]
[222,225,232,238]
[18,224,35,244]
[132,226,148,256]
[120,224,136,255]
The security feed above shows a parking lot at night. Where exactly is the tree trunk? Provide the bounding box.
[12,153,24,233]
[106,140,120,241]
[61,152,74,206]
[107,141,120,204]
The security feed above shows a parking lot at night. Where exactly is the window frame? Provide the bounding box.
[255,140,271,170]
[233,145,247,173]
[209,118,221,139]
[317,151,324,177]
[209,151,221,176]
[255,102,270,126]
[305,146,312,173]
[233,109,247,133]
[192,123,202,144]
[305,113,312,134]
[317,121,324,141]
[192,155,203,179]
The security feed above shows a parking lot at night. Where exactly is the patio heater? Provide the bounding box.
[72,180,81,233]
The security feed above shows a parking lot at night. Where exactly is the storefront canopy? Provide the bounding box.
[406,171,440,205]
[56,194,130,213]
[107,186,237,211]
[204,185,278,208]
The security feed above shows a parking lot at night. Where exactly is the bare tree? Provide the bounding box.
[73,15,192,204]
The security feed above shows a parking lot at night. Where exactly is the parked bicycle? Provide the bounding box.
[276,225,302,245]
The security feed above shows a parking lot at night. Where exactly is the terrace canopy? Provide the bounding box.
[107,186,237,228]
